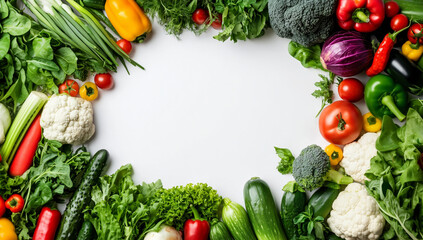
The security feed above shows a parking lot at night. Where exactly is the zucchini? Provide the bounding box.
[244,177,287,240]
[280,188,307,239]
[209,220,233,240]
[76,220,97,240]
[56,149,108,240]
[82,0,106,9]
[221,198,257,240]
[307,187,340,219]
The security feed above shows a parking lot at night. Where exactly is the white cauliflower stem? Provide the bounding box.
[340,132,380,183]
[327,183,385,240]
[41,94,95,145]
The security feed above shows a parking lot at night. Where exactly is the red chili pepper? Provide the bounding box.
[183,206,210,240]
[336,0,385,32]
[33,207,62,240]
[5,194,24,213]
[366,24,410,76]
[0,196,5,218]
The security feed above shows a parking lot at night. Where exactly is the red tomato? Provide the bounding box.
[319,101,363,145]
[338,78,364,102]
[211,14,222,30]
[407,23,423,45]
[117,39,132,55]
[390,14,409,31]
[385,1,400,18]
[59,80,79,97]
[192,8,208,25]
[94,73,114,90]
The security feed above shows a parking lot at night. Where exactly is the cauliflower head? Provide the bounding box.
[340,132,380,183]
[41,94,95,145]
[327,183,385,240]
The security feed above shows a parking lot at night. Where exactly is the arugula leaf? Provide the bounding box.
[85,164,163,239]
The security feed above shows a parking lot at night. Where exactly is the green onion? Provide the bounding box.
[0,91,48,164]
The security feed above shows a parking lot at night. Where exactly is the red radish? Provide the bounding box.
[9,114,42,177]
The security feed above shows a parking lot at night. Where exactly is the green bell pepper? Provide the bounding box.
[364,74,408,121]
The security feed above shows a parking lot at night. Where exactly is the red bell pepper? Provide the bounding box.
[0,196,5,218]
[183,206,210,240]
[33,207,62,240]
[5,194,24,213]
[336,0,385,32]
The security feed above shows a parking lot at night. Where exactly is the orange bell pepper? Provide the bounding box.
[105,0,151,41]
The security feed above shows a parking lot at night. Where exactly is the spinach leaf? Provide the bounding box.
[0,33,10,59]
[2,6,31,36]
[32,37,53,60]
[26,58,60,72]
[10,37,27,60]
[288,41,325,71]
[0,0,8,19]
[55,47,77,75]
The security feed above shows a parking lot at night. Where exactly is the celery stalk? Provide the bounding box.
[0,91,48,164]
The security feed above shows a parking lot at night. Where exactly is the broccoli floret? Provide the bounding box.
[292,145,353,190]
[268,0,337,47]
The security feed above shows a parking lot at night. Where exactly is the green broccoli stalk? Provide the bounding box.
[292,145,353,190]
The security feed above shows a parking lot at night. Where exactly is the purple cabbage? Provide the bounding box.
[320,31,373,77]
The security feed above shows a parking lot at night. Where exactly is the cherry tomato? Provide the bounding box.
[117,39,132,55]
[211,14,222,30]
[192,8,208,25]
[94,73,114,90]
[338,78,364,102]
[385,1,400,18]
[79,82,99,101]
[407,23,423,45]
[390,14,409,31]
[59,80,79,97]
[319,100,363,145]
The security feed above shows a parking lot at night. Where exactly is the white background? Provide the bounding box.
[88,21,369,205]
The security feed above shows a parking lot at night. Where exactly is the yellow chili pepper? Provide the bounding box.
[0,218,18,240]
[363,112,382,132]
[105,0,151,41]
[79,82,99,101]
[325,144,343,166]
[402,40,423,61]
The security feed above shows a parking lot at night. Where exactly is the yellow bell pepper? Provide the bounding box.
[363,112,381,133]
[0,218,18,240]
[402,40,423,62]
[324,144,343,166]
[105,0,152,41]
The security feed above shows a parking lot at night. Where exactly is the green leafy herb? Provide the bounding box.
[275,147,295,174]
[365,109,423,239]
[8,138,91,239]
[294,205,327,240]
[85,164,164,239]
[312,73,335,117]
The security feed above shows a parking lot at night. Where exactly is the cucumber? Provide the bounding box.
[307,187,340,219]
[76,220,97,240]
[56,149,108,240]
[221,198,257,240]
[244,177,287,240]
[280,188,307,239]
[209,220,233,240]
[82,0,106,9]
